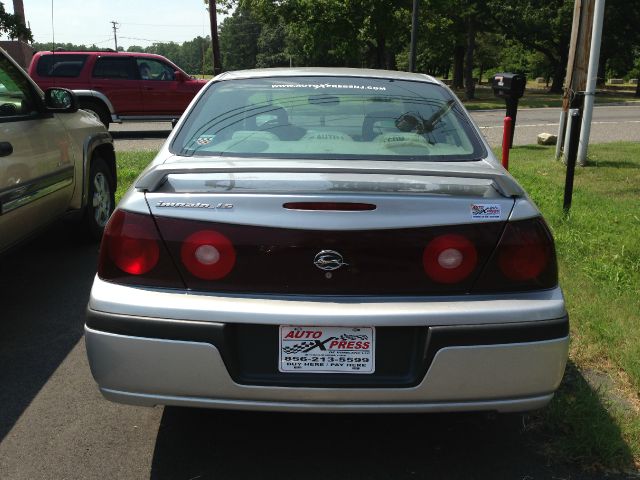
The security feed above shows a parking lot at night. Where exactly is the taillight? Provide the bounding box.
[98,210,184,288]
[423,234,478,283]
[498,225,548,281]
[473,217,558,292]
[106,212,159,275]
[181,230,236,280]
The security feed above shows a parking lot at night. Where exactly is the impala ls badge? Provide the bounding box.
[314,250,348,271]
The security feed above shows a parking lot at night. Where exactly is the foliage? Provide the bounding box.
[0,1,32,42]
[31,0,640,86]
[219,6,261,70]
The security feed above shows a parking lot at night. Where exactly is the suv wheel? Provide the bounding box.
[80,100,111,128]
[83,156,115,240]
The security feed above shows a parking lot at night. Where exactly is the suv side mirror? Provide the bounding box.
[44,88,79,112]
[174,70,186,83]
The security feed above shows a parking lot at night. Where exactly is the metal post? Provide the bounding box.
[409,0,420,72]
[562,109,574,165]
[505,98,518,148]
[502,117,512,169]
[578,0,606,166]
[563,109,582,212]
[555,110,567,159]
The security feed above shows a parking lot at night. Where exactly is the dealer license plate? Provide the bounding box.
[279,326,375,374]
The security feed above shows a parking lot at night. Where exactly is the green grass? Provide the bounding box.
[115,151,156,203]
[504,142,640,470]
[115,144,640,469]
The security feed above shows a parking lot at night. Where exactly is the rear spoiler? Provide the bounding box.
[135,161,525,198]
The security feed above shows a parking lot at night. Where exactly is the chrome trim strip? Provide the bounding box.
[0,167,74,214]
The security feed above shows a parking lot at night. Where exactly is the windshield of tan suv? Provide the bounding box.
[172,76,486,161]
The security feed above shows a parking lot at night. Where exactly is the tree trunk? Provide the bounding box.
[375,35,386,69]
[385,48,396,70]
[635,80,640,98]
[453,45,465,89]
[464,16,476,100]
[597,54,607,87]
[549,51,566,94]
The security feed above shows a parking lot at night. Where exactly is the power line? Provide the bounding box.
[120,35,178,44]
[119,22,204,27]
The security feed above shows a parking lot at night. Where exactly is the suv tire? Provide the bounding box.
[82,156,115,240]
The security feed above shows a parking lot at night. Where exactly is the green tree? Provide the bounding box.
[0,1,32,41]
[219,6,261,70]
[598,0,640,86]
[486,0,573,93]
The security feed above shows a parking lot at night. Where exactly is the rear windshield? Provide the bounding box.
[36,54,88,78]
[172,76,486,161]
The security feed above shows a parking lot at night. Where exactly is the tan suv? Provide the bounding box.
[0,47,116,254]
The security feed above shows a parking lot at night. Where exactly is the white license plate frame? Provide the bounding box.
[279,326,375,374]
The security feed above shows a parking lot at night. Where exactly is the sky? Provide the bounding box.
[4,1,228,49]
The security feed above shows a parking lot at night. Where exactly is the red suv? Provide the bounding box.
[28,51,208,127]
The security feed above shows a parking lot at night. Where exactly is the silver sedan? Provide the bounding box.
[85,68,568,413]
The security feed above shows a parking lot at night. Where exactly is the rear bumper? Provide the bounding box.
[85,282,569,412]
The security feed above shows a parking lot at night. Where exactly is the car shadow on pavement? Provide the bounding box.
[0,221,99,441]
[149,382,635,480]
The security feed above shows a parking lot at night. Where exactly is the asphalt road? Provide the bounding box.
[109,104,640,152]
[1,225,637,480]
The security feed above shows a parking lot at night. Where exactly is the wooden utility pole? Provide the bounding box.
[409,0,419,72]
[110,21,120,51]
[207,0,222,75]
[555,0,595,159]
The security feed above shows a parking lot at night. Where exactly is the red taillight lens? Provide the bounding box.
[180,230,236,280]
[104,210,160,274]
[473,217,558,292]
[498,229,548,281]
[423,234,478,283]
[98,210,184,288]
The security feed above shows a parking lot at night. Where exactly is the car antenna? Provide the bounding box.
[50,0,56,54]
